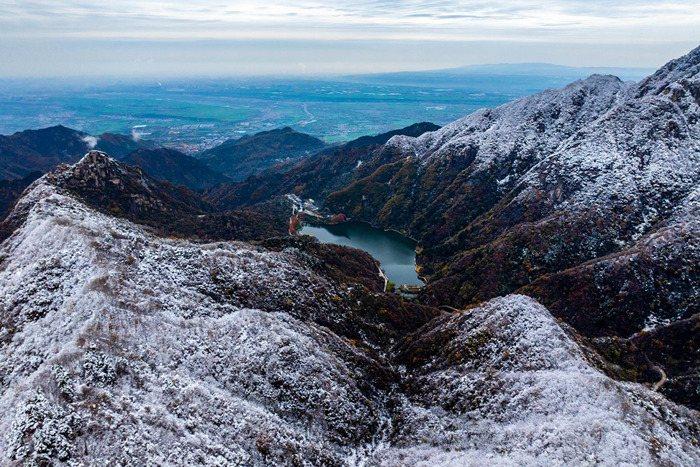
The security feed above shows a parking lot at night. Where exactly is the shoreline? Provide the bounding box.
[287,196,426,290]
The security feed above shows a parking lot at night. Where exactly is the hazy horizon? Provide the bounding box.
[0,57,659,85]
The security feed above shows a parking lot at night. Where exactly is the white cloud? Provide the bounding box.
[81,135,98,148]
[1,1,698,43]
[131,128,142,142]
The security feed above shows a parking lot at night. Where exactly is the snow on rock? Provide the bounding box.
[380,45,699,239]
[0,181,388,464]
[511,51,700,222]
[376,295,700,465]
[386,74,629,181]
[0,162,698,464]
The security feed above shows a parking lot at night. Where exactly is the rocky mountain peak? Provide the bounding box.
[570,72,623,88]
[48,150,147,190]
[77,149,123,168]
[35,151,216,232]
[1,151,294,243]
[382,68,627,168]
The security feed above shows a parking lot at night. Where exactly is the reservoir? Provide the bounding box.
[299,221,423,286]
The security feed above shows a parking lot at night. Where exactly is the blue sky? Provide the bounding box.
[1,1,698,77]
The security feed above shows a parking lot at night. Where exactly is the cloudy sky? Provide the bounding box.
[1,0,698,77]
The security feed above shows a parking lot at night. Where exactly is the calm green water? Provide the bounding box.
[300,222,422,286]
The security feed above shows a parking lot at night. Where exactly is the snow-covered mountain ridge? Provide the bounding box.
[0,153,698,464]
[312,46,700,407]
[385,73,631,169]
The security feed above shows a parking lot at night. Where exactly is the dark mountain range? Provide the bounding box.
[198,126,326,181]
[122,148,230,191]
[205,122,439,210]
[0,125,231,206]
[0,125,152,179]
[0,123,437,223]
[0,125,90,179]
[339,121,440,150]
[0,151,287,244]
[93,132,155,158]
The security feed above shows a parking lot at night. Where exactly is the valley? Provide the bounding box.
[0,46,698,465]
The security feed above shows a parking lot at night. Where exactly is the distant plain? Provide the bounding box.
[0,64,651,152]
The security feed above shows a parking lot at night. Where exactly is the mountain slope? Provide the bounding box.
[122,148,230,190]
[377,295,699,465]
[0,168,697,464]
[327,74,629,241]
[0,125,91,179]
[199,127,326,181]
[0,171,41,218]
[93,132,154,158]
[321,48,699,332]
[0,125,151,179]
[411,45,700,326]
[205,122,439,210]
[233,46,700,408]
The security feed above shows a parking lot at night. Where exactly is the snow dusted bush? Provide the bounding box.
[51,364,76,401]
[81,350,125,387]
[377,295,700,465]
[7,391,81,464]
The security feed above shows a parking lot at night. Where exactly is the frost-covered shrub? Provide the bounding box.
[7,391,81,464]
[81,350,125,387]
[51,365,76,401]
